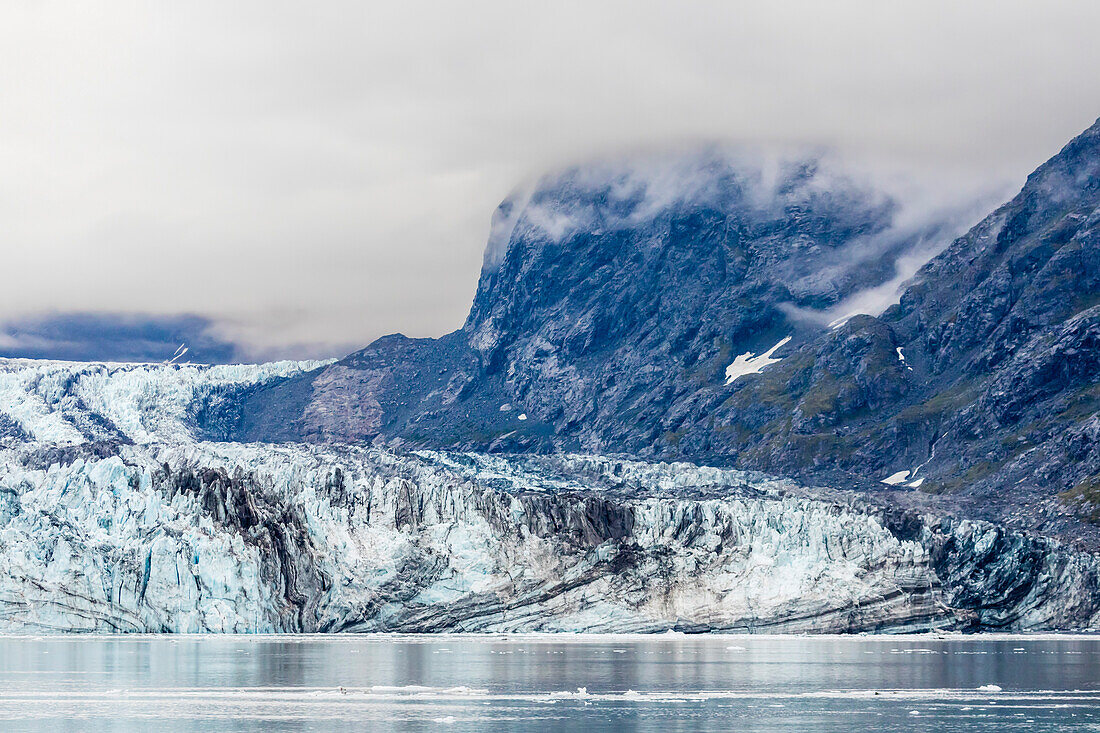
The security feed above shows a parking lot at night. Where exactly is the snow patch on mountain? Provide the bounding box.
[725,337,791,385]
[882,470,911,485]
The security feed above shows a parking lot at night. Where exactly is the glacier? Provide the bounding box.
[0,357,329,445]
[0,357,1098,633]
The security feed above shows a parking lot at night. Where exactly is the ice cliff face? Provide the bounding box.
[1,433,1098,633]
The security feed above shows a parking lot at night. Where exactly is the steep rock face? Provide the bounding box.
[712,117,1100,539]
[1,442,1097,633]
[225,119,1100,547]
[229,151,960,452]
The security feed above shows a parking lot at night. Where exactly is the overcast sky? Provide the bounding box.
[2,1,1098,360]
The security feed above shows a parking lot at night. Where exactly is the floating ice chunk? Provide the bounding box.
[725,645,746,651]
[978,684,1002,692]
[908,710,921,716]
[441,686,488,696]
[369,685,436,694]
[499,403,512,412]
[881,470,911,485]
[725,336,791,385]
[518,413,528,421]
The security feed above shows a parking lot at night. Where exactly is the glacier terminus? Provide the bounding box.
[1,358,1097,633]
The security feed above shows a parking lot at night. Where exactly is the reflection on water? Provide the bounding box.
[0,634,1098,732]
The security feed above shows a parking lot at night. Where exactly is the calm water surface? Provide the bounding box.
[0,634,1098,732]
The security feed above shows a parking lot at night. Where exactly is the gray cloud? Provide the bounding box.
[1,1,1098,360]
[0,313,237,364]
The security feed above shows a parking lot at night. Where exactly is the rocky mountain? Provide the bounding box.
[2,121,1097,634]
[224,151,958,449]
[717,117,1100,541]
[223,119,1100,549]
[0,360,1096,633]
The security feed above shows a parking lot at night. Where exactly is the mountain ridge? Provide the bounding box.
[223,118,1100,546]
[2,121,1099,633]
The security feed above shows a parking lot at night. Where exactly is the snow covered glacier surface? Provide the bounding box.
[0,359,1098,633]
[0,357,329,445]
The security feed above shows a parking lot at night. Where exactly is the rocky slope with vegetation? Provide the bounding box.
[225,119,1100,549]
